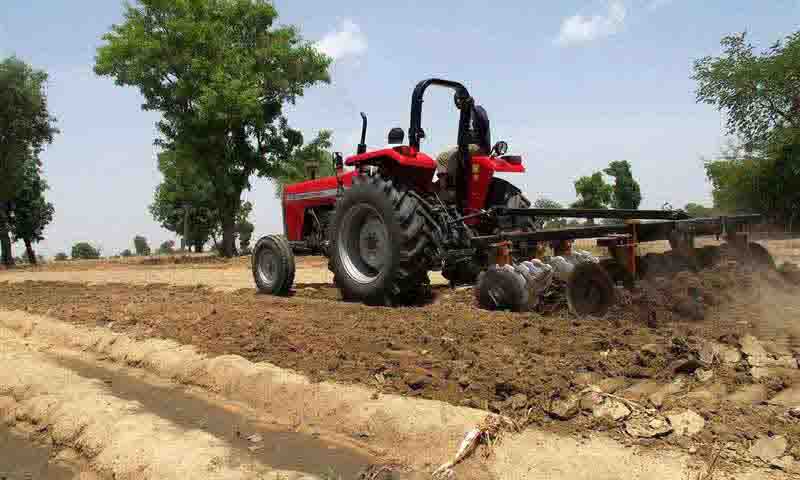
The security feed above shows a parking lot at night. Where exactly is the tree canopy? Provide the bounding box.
[272,130,335,198]
[133,235,151,256]
[0,56,58,266]
[693,31,800,147]
[571,172,613,210]
[695,31,800,230]
[603,160,642,210]
[71,242,100,260]
[11,159,54,265]
[95,0,331,256]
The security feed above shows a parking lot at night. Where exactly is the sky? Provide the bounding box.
[2,0,799,258]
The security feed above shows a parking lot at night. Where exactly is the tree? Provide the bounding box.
[0,57,58,266]
[158,240,175,255]
[149,149,218,252]
[684,202,718,218]
[603,160,642,210]
[272,130,335,198]
[133,235,151,256]
[10,159,54,265]
[237,220,255,254]
[71,242,100,260]
[95,0,331,257]
[572,173,613,209]
[571,173,613,225]
[54,252,68,261]
[120,249,133,257]
[693,32,800,147]
[532,198,567,229]
[704,140,800,230]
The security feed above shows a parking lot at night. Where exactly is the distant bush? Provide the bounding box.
[158,240,175,255]
[120,249,133,257]
[71,242,100,260]
[54,252,68,261]
[134,235,151,256]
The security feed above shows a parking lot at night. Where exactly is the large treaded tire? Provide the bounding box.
[329,174,436,306]
[252,234,295,296]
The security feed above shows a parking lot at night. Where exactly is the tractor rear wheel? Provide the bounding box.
[329,175,437,306]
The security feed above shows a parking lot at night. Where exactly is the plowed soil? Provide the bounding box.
[3,254,800,466]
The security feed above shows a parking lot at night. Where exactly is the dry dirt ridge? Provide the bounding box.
[0,305,794,480]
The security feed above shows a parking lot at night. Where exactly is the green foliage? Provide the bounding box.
[94,0,331,257]
[693,31,800,147]
[704,140,800,230]
[533,198,567,229]
[0,56,58,266]
[237,220,255,254]
[694,30,800,230]
[158,240,176,255]
[272,130,335,198]
[571,173,613,210]
[11,159,54,245]
[71,242,100,260]
[149,148,218,251]
[603,160,642,210]
[133,235,151,256]
[120,249,133,257]
[54,252,68,261]
[0,56,58,202]
[684,202,718,218]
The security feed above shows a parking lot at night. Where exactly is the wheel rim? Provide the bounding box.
[338,203,389,284]
[257,247,278,288]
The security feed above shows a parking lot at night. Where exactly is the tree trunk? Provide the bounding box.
[0,204,14,267]
[221,210,236,258]
[218,194,240,258]
[194,241,203,253]
[182,206,190,252]
[24,238,36,265]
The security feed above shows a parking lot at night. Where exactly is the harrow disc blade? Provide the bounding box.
[566,263,616,317]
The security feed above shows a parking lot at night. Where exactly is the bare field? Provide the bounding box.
[1,241,800,477]
[0,254,449,290]
[2,239,797,291]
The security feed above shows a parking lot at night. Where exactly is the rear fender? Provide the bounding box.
[345,147,437,190]
[467,155,526,220]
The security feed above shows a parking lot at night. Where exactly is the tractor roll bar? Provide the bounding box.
[410,78,474,213]
[409,78,472,150]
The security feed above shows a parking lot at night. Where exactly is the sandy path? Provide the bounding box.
[2,309,791,480]
[0,321,372,480]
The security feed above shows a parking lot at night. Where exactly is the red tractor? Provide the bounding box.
[256,79,537,305]
[253,78,771,311]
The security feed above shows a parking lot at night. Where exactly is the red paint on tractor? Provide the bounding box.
[466,155,526,220]
[282,171,356,241]
[345,147,437,170]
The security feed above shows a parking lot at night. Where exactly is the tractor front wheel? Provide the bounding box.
[252,234,296,296]
[329,175,436,306]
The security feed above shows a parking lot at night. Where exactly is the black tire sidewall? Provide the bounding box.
[252,235,292,295]
[329,179,404,302]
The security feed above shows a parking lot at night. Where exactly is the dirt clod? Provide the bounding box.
[749,435,787,463]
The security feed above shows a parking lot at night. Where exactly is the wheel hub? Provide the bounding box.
[257,250,277,287]
[338,204,390,284]
[359,216,387,270]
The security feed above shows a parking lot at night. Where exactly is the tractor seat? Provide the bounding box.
[435,144,482,175]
